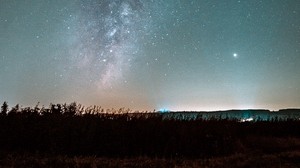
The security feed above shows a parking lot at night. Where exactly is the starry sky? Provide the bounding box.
[0,0,299,111]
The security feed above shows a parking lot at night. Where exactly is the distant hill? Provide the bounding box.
[161,109,300,121]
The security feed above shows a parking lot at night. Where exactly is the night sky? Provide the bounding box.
[0,0,299,111]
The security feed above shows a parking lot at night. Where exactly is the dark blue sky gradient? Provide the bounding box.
[0,0,299,111]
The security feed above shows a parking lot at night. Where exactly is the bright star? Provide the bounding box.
[233,53,238,58]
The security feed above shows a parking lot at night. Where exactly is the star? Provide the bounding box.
[233,53,238,58]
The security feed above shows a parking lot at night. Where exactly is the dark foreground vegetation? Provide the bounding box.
[1,102,300,167]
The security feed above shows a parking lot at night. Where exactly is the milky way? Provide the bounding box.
[70,0,150,88]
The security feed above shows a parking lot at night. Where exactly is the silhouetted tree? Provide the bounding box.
[1,101,8,115]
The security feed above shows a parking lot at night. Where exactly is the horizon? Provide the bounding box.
[1,101,300,113]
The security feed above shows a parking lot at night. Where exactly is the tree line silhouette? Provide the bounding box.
[1,102,300,158]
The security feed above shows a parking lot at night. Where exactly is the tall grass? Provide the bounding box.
[0,102,300,160]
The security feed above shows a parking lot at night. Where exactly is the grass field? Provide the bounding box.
[1,151,300,168]
[1,103,300,167]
